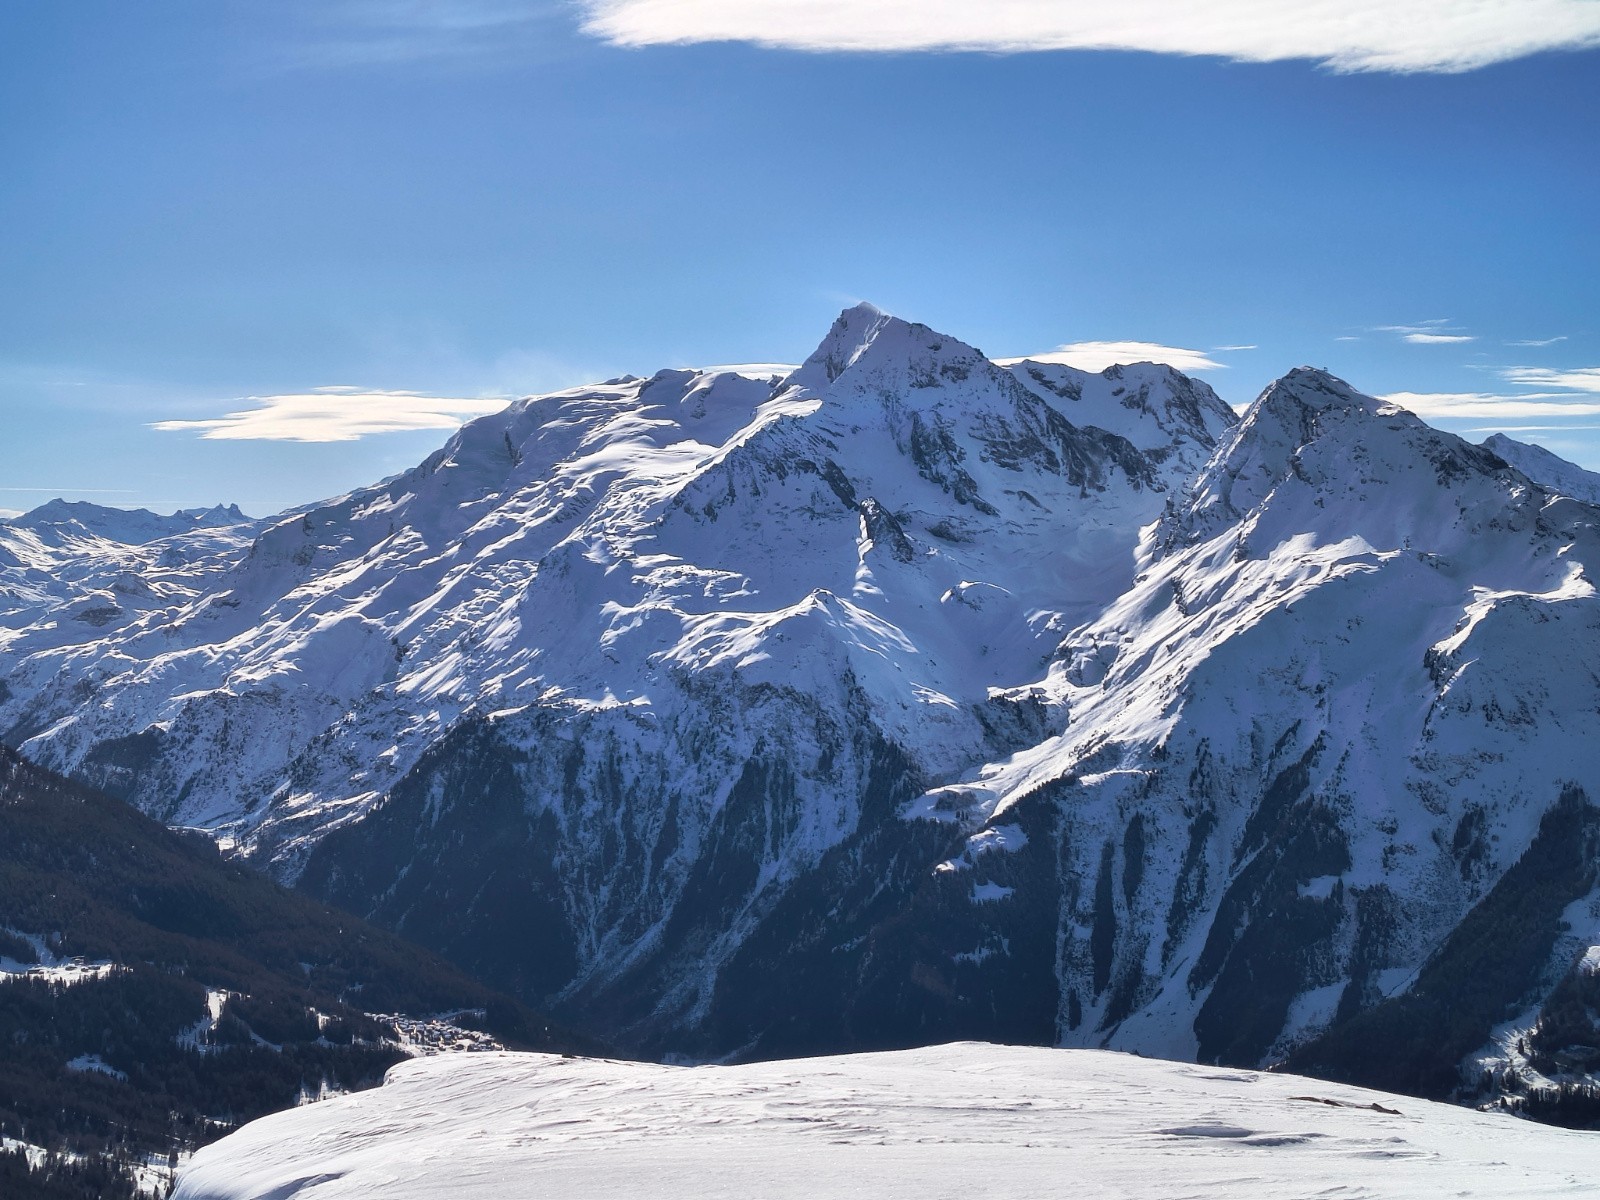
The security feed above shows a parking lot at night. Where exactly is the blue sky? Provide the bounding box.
[2,1,1597,516]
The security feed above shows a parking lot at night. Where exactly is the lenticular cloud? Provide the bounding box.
[579,0,1600,73]
[153,387,508,443]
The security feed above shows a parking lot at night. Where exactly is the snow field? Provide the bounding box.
[173,1043,1600,1200]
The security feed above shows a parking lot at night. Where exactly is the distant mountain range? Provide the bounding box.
[2,500,252,546]
[1481,433,1600,507]
[4,304,1600,1121]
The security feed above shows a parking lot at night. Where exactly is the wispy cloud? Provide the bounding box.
[1213,344,1257,352]
[1370,320,1478,345]
[153,387,510,442]
[1375,320,1477,345]
[1500,366,1600,393]
[1508,336,1568,348]
[578,0,1600,72]
[1387,363,1600,430]
[1465,425,1600,433]
[1403,332,1475,345]
[0,486,138,494]
[1382,392,1600,420]
[281,1,567,69]
[1377,321,1451,332]
[998,341,1225,373]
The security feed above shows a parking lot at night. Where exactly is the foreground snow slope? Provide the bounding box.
[174,1043,1598,1200]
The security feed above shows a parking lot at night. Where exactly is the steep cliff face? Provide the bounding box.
[4,307,1598,1103]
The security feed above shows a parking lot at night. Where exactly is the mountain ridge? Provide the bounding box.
[2,306,1598,1117]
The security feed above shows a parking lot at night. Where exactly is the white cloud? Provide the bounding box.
[997,341,1225,373]
[1213,344,1258,352]
[1381,392,1600,420]
[0,486,137,495]
[1500,366,1600,393]
[1372,320,1476,345]
[578,0,1600,72]
[152,387,510,443]
[1465,424,1600,433]
[1402,333,1476,345]
[1386,366,1600,427]
[1508,336,1568,347]
[0,508,21,520]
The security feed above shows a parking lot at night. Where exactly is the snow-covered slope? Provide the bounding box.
[3,307,1599,1106]
[173,1043,1599,1200]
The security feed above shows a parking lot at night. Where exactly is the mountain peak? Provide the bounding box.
[1262,366,1377,412]
[1175,365,1530,548]
[14,497,106,522]
[785,302,899,390]
[8,309,1600,1119]
[783,303,987,397]
[839,299,887,321]
[1218,366,1386,461]
[181,502,251,524]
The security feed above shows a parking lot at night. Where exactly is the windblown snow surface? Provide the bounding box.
[174,1043,1598,1200]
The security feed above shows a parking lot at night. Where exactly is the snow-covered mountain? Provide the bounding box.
[3,306,1599,1107]
[880,368,1600,1095]
[173,1043,1600,1200]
